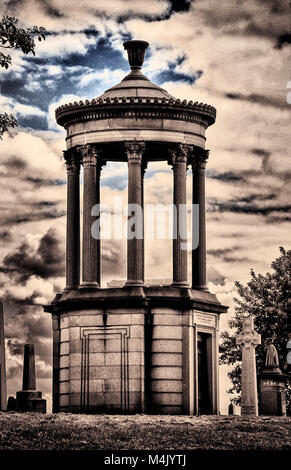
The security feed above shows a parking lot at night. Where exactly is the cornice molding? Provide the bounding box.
[56,98,216,129]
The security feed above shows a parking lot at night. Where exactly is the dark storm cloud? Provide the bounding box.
[0,227,65,282]
[208,196,291,216]
[207,170,243,183]
[3,209,65,226]
[208,247,249,264]
[41,0,64,18]
[26,177,65,187]
[197,0,289,45]
[0,230,13,242]
[208,247,241,257]
[275,33,291,49]
[18,115,48,131]
[6,156,27,170]
[225,92,287,110]
[7,339,23,356]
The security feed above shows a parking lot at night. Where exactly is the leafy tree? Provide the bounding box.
[220,247,291,414]
[0,15,45,139]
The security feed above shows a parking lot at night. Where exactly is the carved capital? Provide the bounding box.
[192,149,209,171]
[79,144,101,168]
[125,142,145,164]
[64,149,80,174]
[169,143,192,166]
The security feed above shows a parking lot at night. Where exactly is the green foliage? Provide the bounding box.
[0,112,18,139]
[220,247,291,412]
[0,15,45,138]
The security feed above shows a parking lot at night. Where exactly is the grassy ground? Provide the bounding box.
[0,412,290,451]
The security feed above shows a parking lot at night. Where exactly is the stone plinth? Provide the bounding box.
[259,344,286,416]
[45,286,227,414]
[16,344,46,413]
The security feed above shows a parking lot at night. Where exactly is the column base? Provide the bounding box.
[64,285,79,291]
[192,284,209,292]
[171,281,190,288]
[80,281,99,288]
[125,280,144,287]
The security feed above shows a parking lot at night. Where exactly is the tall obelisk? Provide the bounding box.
[0,300,7,410]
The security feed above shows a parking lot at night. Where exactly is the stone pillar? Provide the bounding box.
[171,144,190,287]
[0,300,7,411]
[236,318,261,415]
[125,142,145,286]
[22,344,36,391]
[96,162,101,286]
[81,144,100,287]
[64,149,80,290]
[141,161,147,283]
[16,344,46,412]
[192,150,209,290]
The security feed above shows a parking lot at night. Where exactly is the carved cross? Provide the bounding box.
[236,317,261,416]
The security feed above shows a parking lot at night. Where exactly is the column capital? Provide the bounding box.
[169,143,193,166]
[192,149,209,171]
[125,141,145,164]
[79,144,103,167]
[64,150,80,174]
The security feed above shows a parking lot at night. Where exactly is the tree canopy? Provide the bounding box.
[220,246,291,413]
[0,15,45,138]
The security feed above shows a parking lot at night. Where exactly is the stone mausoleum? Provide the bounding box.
[45,40,228,414]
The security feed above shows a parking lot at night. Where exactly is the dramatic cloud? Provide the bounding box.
[0,0,289,412]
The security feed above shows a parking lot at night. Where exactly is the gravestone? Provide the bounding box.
[16,344,46,413]
[0,300,7,411]
[260,344,286,416]
[236,317,261,415]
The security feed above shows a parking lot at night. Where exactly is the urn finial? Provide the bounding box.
[123,40,149,69]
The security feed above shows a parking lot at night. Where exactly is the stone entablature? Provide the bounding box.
[56,98,216,129]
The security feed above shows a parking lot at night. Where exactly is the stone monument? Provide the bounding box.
[0,300,7,411]
[44,39,228,414]
[259,344,286,416]
[236,317,261,415]
[16,344,46,413]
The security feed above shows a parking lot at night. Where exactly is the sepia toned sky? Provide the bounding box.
[0,0,290,412]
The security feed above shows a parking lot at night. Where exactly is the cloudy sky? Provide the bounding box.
[0,0,290,413]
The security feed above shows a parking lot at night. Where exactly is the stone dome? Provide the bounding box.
[55,40,216,152]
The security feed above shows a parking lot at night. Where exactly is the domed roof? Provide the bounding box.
[55,40,216,129]
[99,68,175,100]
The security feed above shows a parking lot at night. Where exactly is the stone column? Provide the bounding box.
[236,317,261,415]
[16,344,46,412]
[192,149,209,290]
[171,144,190,287]
[81,144,99,287]
[141,161,147,283]
[125,142,145,286]
[22,344,36,391]
[64,149,80,290]
[96,160,104,286]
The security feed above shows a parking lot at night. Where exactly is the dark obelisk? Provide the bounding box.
[0,300,7,410]
[16,344,46,413]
